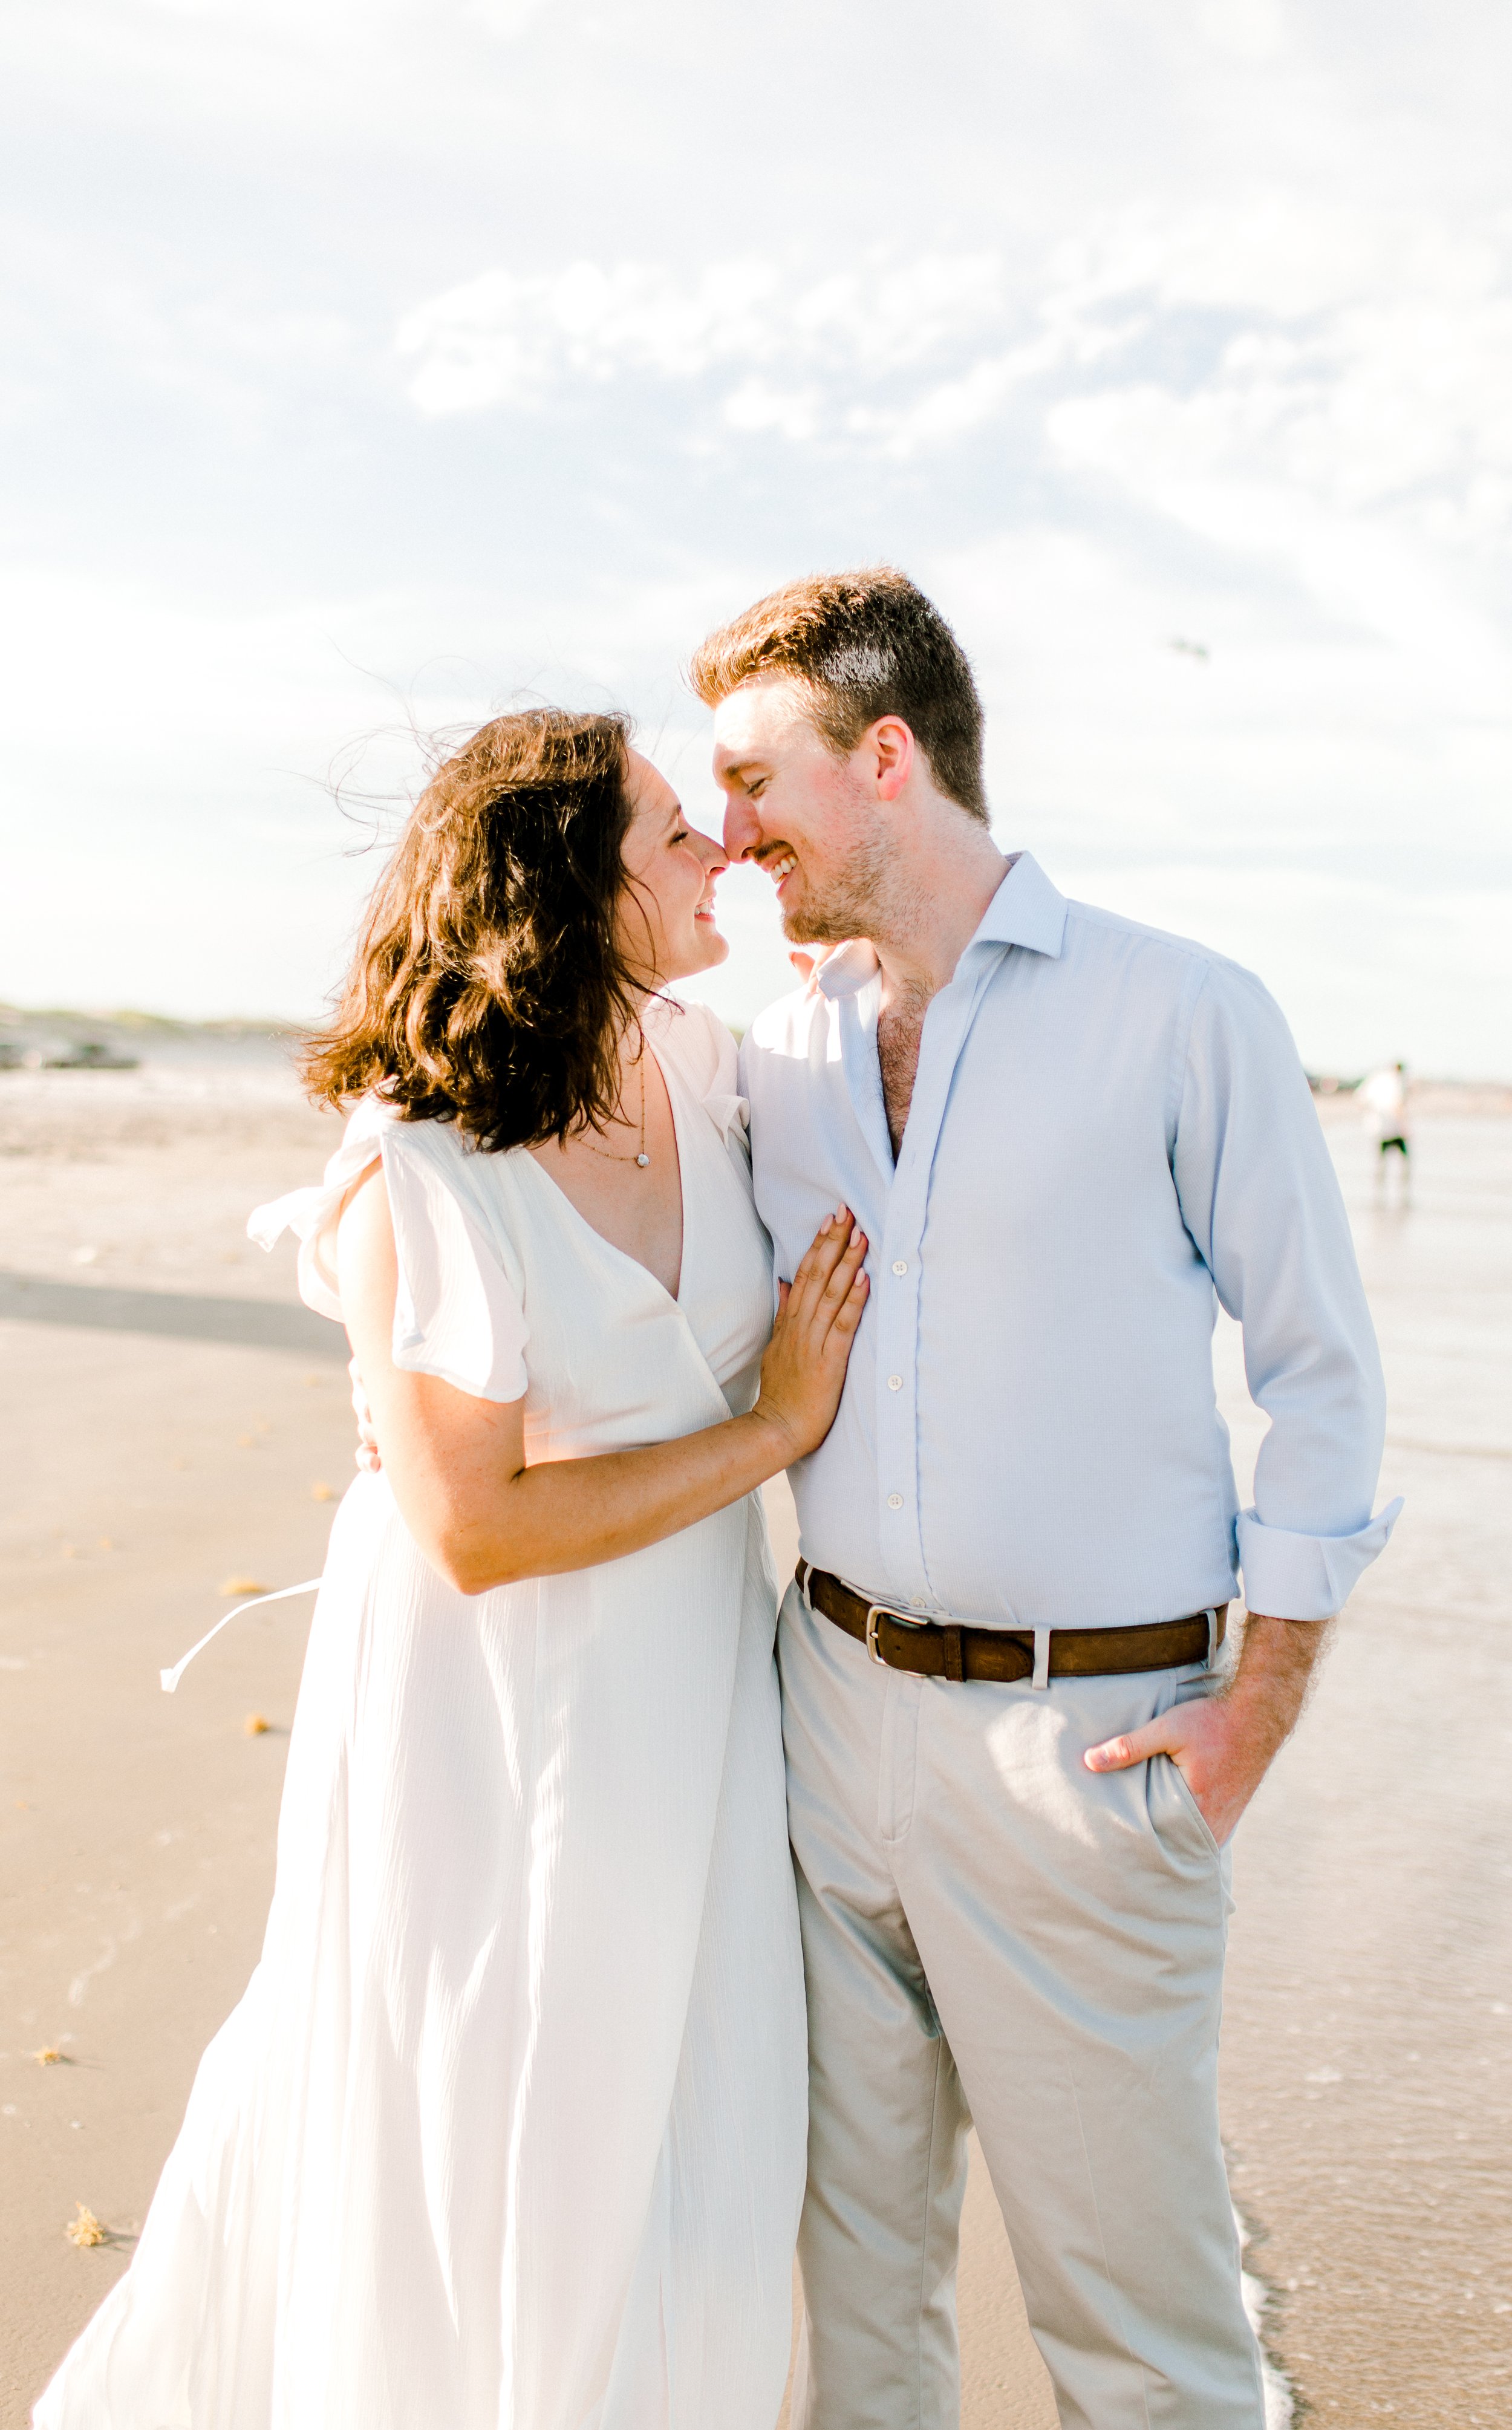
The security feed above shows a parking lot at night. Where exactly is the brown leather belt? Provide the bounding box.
[797,1562,1226,1685]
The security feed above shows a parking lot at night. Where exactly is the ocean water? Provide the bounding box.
[1216,1107,1512,2423]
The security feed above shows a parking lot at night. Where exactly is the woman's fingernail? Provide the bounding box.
[835,1204,848,1222]
[850,1225,862,1246]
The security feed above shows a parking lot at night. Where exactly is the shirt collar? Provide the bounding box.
[967,852,1067,959]
[815,851,1067,1001]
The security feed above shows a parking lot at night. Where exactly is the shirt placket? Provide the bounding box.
[870,943,1006,1610]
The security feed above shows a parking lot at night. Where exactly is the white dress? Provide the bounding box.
[35,1000,807,2430]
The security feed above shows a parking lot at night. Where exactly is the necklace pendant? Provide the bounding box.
[636,1151,651,1168]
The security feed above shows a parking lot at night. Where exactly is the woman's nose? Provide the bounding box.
[694,829,729,876]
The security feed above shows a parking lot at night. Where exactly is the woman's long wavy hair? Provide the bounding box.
[302,709,645,1151]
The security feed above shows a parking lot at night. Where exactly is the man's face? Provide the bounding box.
[712,676,889,945]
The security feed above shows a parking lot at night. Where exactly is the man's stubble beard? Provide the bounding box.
[781,815,923,951]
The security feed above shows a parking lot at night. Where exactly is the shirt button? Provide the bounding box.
[887,1375,903,1391]
[891,1259,908,1276]
[887,1492,904,1510]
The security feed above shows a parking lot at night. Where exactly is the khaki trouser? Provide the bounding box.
[778,1581,1265,2430]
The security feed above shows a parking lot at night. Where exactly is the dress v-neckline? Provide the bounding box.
[522,1040,691,1308]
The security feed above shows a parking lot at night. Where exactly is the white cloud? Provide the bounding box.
[1191,0,1288,65]
[466,0,555,33]
[393,205,1512,610]
[723,380,823,444]
[1046,207,1512,544]
[394,252,1005,418]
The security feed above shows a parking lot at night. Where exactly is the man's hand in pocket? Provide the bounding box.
[1083,1613,1334,1846]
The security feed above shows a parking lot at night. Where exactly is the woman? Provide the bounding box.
[36,710,868,2430]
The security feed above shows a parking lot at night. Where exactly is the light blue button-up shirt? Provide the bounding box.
[740,853,1400,1628]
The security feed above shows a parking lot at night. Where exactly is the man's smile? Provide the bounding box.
[756,846,798,895]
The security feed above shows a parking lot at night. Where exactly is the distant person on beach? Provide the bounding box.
[34,714,868,2428]
[1361,1058,1412,1199]
[692,568,1401,2429]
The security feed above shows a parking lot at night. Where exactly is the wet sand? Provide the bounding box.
[1216,1107,1512,2424]
[0,1059,354,2424]
[2,1051,1507,2425]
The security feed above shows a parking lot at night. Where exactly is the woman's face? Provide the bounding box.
[617,750,730,985]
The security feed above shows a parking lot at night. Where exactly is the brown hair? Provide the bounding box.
[302,708,644,1152]
[687,565,989,822]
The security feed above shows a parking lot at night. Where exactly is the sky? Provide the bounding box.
[4,0,1510,1073]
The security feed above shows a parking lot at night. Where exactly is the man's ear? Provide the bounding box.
[870,716,915,804]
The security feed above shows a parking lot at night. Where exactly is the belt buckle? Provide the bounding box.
[865,1603,931,1666]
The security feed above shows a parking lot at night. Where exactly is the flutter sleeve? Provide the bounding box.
[248,1100,529,1403]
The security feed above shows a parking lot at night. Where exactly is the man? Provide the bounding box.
[689,568,1400,2429]
[1360,1059,1412,1202]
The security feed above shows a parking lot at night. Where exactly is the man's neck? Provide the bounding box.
[867,818,1011,1010]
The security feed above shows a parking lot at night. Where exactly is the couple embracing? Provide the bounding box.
[38,570,1397,2430]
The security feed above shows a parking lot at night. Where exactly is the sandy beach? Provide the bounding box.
[2,1034,1508,2425]
[1216,1103,1512,2423]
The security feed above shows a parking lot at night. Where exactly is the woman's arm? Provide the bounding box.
[337,1165,867,1596]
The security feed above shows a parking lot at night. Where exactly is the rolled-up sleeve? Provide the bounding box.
[1172,960,1402,1620]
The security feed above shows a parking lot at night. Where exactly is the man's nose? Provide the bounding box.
[722,796,760,862]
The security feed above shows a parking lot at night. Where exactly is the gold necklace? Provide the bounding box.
[586,1041,651,1168]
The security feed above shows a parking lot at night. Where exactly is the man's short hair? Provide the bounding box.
[688,566,989,824]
